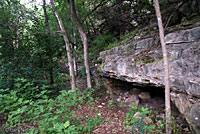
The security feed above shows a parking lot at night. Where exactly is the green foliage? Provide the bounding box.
[0,78,50,113]
[180,15,200,26]
[97,62,104,71]
[119,100,126,107]
[89,34,116,60]
[0,80,103,134]
[104,29,138,50]
[81,66,86,79]
[108,100,115,108]
[133,57,156,64]
[125,116,148,134]
[124,104,155,133]
[170,116,183,134]
[81,115,104,133]
[93,34,116,46]
[104,42,121,51]
[124,104,185,133]
[153,114,183,134]
[84,88,95,104]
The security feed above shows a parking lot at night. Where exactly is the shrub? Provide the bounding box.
[124,104,155,134]
[0,79,103,134]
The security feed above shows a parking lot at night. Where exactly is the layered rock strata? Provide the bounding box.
[99,24,200,132]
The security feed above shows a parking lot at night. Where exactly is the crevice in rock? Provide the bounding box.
[103,77,190,131]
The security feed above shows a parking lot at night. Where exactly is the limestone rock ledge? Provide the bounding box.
[98,24,200,132]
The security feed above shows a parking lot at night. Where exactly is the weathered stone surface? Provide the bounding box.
[133,112,153,124]
[99,26,200,97]
[165,27,200,44]
[190,103,200,127]
[190,103,200,133]
[103,79,121,95]
[125,95,139,108]
[170,92,192,115]
[99,24,200,133]
[138,92,151,100]
[170,92,192,126]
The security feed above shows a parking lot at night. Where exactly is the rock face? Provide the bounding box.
[190,103,200,133]
[99,24,200,133]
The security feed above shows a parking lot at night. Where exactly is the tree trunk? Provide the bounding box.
[69,0,92,89]
[43,0,54,85]
[50,0,76,90]
[72,32,77,76]
[154,0,171,133]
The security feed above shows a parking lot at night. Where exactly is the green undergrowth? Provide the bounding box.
[124,104,155,134]
[0,78,104,134]
[89,29,138,61]
[104,29,138,50]
[124,104,184,134]
[89,34,116,60]
[180,15,200,26]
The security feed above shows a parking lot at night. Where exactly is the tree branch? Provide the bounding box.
[83,0,110,21]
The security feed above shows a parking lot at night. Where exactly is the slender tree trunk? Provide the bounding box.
[69,0,92,89]
[43,0,54,85]
[154,0,171,133]
[72,31,77,76]
[50,0,76,90]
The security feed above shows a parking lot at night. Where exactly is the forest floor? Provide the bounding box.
[0,89,132,134]
[76,87,191,134]
[77,90,132,134]
[0,89,191,134]
[0,76,191,134]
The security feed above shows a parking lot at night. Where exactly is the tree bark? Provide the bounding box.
[154,0,171,133]
[50,0,76,90]
[69,0,92,89]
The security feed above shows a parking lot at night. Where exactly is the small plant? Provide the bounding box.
[108,100,115,108]
[84,88,95,104]
[127,115,148,134]
[124,104,155,134]
[120,100,126,107]
[97,62,104,71]
[81,114,104,133]
[154,115,183,134]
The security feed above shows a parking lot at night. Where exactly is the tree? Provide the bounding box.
[154,0,171,133]
[42,0,54,85]
[69,0,92,89]
[50,0,76,90]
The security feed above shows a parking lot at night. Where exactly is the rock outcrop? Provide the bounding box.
[98,23,200,133]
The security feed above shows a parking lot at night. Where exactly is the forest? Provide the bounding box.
[0,0,200,133]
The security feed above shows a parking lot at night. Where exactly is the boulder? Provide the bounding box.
[138,92,151,100]
[133,112,153,124]
[170,92,192,116]
[125,95,139,108]
[170,92,193,128]
[129,88,142,95]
